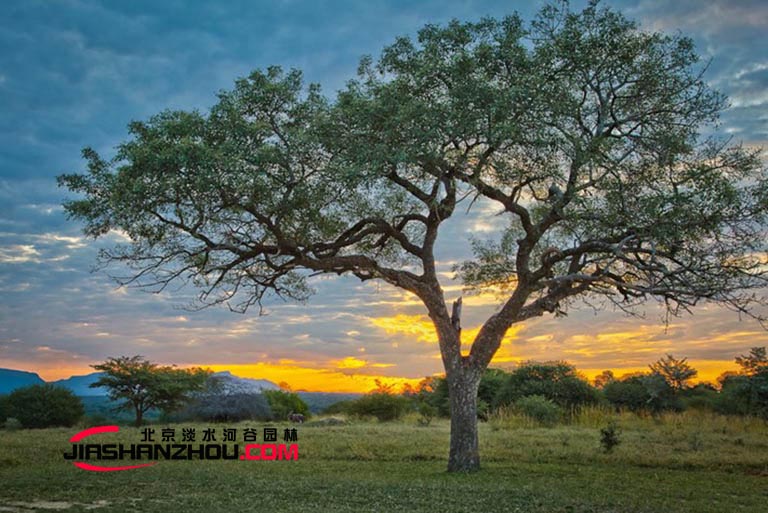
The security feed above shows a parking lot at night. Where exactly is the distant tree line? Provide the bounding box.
[0,355,311,429]
[325,347,768,423]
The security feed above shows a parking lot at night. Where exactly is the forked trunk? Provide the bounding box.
[447,367,481,472]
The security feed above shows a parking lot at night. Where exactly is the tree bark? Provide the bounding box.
[447,366,481,472]
[135,404,143,427]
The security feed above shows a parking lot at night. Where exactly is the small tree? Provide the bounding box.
[60,2,768,471]
[718,347,768,418]
[593,370,615,390]
[91,355,210,426]
[6,384,84,428]
[263,389,310,420]
[649,354,698,391]
[735,347,768,376]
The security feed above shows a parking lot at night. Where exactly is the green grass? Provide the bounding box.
[1,411,767,512]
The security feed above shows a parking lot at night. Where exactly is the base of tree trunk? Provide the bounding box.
[447,372,481,472]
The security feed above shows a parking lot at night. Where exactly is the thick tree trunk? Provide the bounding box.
[447,367,481,472]
[135,405,143,427]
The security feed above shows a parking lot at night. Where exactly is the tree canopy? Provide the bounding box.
[649,354,698,391]
[60,2,768,471]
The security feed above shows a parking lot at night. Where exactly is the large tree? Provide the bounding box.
[60,3,767,471]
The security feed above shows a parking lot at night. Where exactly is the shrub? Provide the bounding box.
[478,369,508,408]
[0,395,9,423]
[515,395,561,426]
[347,392,411,421]
[322,399,354,415]
[599,421,621,453]
[6,384,84,428]
[495,362,599,410]
[603,373,680,414]
[416,401,437,426]
[680,383,717,411]
[263,390,310,420]
[3,417,22,431]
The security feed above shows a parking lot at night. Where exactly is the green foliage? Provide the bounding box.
[3,417,22,431]
[735,347,768,376]
[593,370,616,389]
[91,355,210,426]
[495,362,598,410]
[679,383,718,411]
[346,392,411,422]
[514,395,561,426]
[715,349,768,419]
[416,401,437,427]
[415,369,508,419]
[599,421,621,453]
[603,373,680,414]
[263,390,310,420]
[0,395,9,423]
[6,384,83,428]
[322,399,355,415]
[478,369,507,408]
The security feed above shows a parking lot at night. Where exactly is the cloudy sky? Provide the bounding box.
[1,0,766,391]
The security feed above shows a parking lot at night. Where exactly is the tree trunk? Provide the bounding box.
[135,405,143,427]
[447,367,481,472]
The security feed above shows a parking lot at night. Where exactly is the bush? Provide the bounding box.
[6,384,84,428]
[3,417,22,431]
[322,399,354,415]
[478,369,508,408]
[347,392,411,421]
[603,373,681,414]
[0,395,9,423]
[515,395,561,426]
[416,401,437,426]
[680,383,718,411]
[716,370,768,419]
[495,362,598,410]
[599,421,621,453]
[263,390,310,420]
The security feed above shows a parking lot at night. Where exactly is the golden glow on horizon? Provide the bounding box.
[7,357,744,392]
[4,312,753,392]
[205,363,422,393]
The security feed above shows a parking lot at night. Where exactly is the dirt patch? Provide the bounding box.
[0,500,110,511]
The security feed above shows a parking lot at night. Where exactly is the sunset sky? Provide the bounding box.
[1,0,766,392]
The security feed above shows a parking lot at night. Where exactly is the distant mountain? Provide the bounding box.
[0,368,45,394]
[50,372,108,396]
[209,371,280,394]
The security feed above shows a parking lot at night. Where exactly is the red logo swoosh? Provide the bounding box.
[69,425,157,472]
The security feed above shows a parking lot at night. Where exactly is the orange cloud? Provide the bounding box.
[331,356,394,370]
[369,313,524,356]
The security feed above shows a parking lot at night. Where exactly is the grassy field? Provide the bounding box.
[1,410,766,512]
